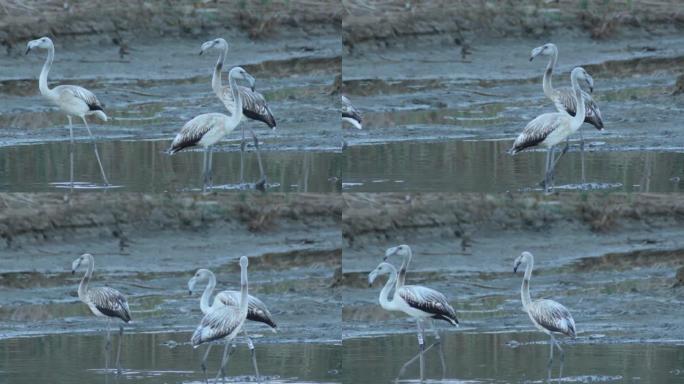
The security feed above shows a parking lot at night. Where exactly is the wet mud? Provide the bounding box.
[343,31,684,192]
[341,193,684,382]
[0,193,343,382]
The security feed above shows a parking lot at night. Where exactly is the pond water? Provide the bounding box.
[343,140,684,192]
[0,139,341,192]
[343,332,684,383]
[0,332,341,384]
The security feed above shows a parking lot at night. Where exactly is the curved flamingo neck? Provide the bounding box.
[39,44,55,98]
[396,248,412,289]
[200,271,217,314]
[520,256,533,309]
[379,266,398,311]
[78,255,94,301]
[211,45,227,96]
[570,72,585,129]
[226,71,243,127]
[542,47,558,100]
[239,263,249,319]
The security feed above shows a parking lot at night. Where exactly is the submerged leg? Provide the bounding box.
[250,129,266,191]
[240,126,246,185]
[396,342,438,380]
[215,341,236,383]
[105,319,112,371]
[207,147,214,189]
[542,147,552,193]
[429,320,447,379]
[115,324,123,375]
[548,335,556,369]
[201,147,209,193]
[68,116,74,188]
[81,117,109,186]
[416,319,425,382]
[200,344,212,384]
[244,330,261,382]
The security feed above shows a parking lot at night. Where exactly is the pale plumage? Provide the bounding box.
[26,36,109,185]
[530,43,603,130]
[514,251,576,374]
[342,95,362,129]
[188,267,271,381]
[216,291,277,329]
[510,67,593,192]
[191,257,250,382]
[201,38,276,129]
[168,112,234,154]
[369,262,458,325]
[71,253,130,374]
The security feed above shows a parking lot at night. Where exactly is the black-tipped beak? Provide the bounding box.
[188,290,192,296]
[513,265,519,273]
[25,47,30,55]
[529,56,533,62]
[199,50,204,56]
[71,270,75,275]
[589,86,594,93]
[382,256,388,261]
[368,282,372,287]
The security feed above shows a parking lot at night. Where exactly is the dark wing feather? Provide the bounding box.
[168,113,221,154]
[342,95,362,124]
[399,285,459,325]
[509,113,563,154]
[220,85,276,129]
[191,305,243,346]
[529,299,576,338]
[555,87,603,130]
[55,85,104,111]
[89,287,131,323]
[217,291,277,329]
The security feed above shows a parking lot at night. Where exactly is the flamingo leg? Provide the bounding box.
[104,318,112,371]
[547,334,556,369]
[200,344,212,384]
[67,116,74,188]
[429,320,447,379]
[416,319,425,382]
[396,342,438,380]
[542,147,552,193]
[201,147,209,193]
[207,147,214,189]
[215,340,236,383]
[115,324,123,375]
[249,128,266,191]
[81,117,109,186]
[244,330,261,382]
[239,126,246,185]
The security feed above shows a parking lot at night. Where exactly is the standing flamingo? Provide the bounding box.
[509,67,593,192]
[26,37,110,186]
[191,257,250,383]
[72,253,131,375]
[514,251,576,380]
[168,67,257,191]
[188,268,277,381]
[530,43,603,152]
[200,38,275,188]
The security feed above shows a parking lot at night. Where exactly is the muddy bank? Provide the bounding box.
[341,193,684,343]
[0,0,341,49]
[0,193,342,342]
[0,193,342,247]
[343,0,684,48]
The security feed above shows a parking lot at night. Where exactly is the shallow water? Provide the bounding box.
[342,332,684,383]
[342,140,684,192]
[0,332,341,383]
[0,140,341,192]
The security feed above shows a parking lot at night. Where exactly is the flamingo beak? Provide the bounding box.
[25,47,31,55]
[71,269,75,275]
[188,290,192,296]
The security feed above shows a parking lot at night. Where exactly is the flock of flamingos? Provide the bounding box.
[25,35,601,193]
[70,245,573,383]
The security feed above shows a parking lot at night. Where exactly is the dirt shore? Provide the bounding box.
[343,0,684,48]
[0,0,342,50]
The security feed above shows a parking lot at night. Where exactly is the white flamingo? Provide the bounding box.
[188,268,276,381]
[26,37,110,186]
[514,251,576,379]
[168,67,257,191]
[509,67,593,192]
[72,253,131,375]
[191,256,250,383]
